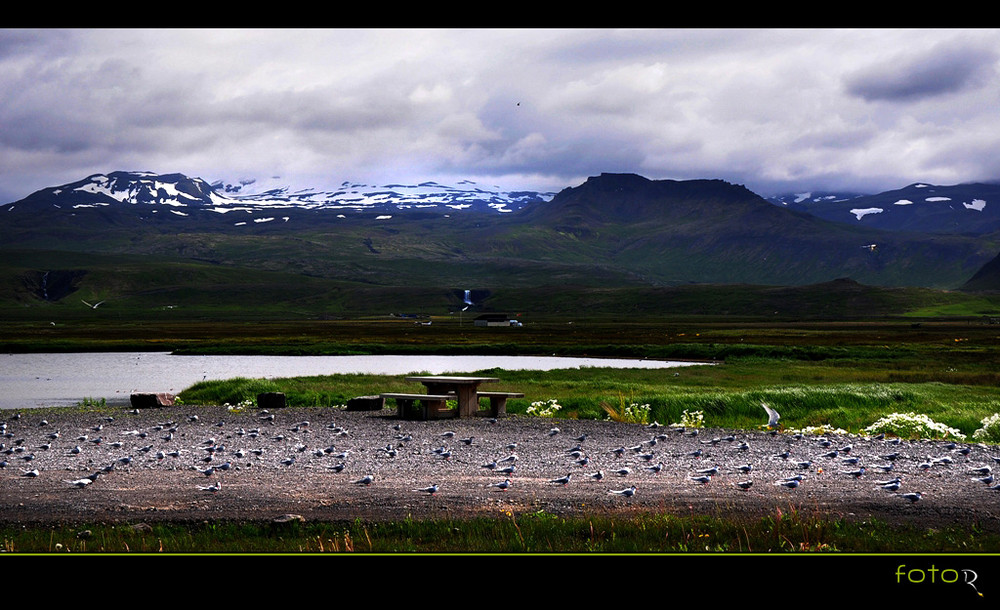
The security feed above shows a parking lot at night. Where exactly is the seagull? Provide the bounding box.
[327,463,346,473]
[353,475,375,486]
[608,486,637,497]
[898,492,922,502]
[775,479,800,488]
[644,462,664,474]
[841,467,866,479]
[481,460,498,470]
[498,465,516,476]
[689,475,712,485]
[613,467,631,477]
[586,470,605,480]
[761,403,780,429]
[414,484,439,495]
[735,480,754,490]
[21,469,39,477]
[547,427,560,437]
[488,479,512,491]
[549,473,572,486]
[198,481,222,492]
[65,476,95,488]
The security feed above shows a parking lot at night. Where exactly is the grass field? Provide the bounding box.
[6,299,1000,555]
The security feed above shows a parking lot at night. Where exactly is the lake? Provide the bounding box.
[0,352,706,410]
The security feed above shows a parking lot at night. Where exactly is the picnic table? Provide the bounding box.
[381,375,524,420]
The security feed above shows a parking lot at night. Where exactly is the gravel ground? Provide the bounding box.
[2,405,1000,532]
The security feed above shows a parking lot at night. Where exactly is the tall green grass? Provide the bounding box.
[178,361,1000,437]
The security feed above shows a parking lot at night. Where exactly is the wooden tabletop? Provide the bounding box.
[405,376,500,384]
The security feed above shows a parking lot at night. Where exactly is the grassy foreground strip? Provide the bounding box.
[5,512,1000,553]
[177,357,1000,437]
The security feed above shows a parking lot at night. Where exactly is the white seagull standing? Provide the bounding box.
[549,473,572,486]
[488,479,512,491]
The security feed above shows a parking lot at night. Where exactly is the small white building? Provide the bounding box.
[474,314,522,327]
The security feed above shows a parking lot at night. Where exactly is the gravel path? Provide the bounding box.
[2,405,1000,531]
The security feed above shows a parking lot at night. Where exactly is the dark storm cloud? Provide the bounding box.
[843,39,998,102]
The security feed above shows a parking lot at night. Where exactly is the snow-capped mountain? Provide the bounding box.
[767,182,1000,235]
[1,171,556,220]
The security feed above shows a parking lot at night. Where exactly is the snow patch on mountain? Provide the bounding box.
[851,207,883,220]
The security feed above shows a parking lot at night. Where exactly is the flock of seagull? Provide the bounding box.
[3,402,1000,516]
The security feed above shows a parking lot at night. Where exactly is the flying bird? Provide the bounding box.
[761,403,780,429]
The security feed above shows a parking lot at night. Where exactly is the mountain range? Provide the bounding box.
[766,181,1000,235]
[1,171,554,223]
[3,170,1000,318]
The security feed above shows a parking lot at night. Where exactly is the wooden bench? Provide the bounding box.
[381,393,456,420]
[476,392,524,417]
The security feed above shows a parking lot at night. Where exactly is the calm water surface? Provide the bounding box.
[0,352,705,410]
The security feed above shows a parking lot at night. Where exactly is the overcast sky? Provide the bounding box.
[2,27,1000,203]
